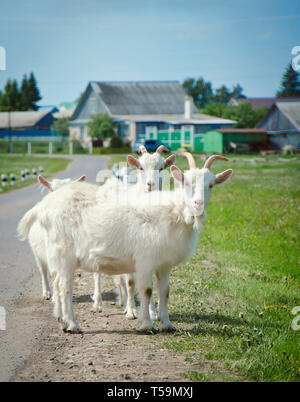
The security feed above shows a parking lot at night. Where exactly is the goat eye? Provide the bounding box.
[140,167,144,171]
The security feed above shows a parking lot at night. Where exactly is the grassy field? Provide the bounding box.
[0,155,71,194]
[107,153,300,382]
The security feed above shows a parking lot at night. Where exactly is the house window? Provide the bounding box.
[137,123,148,136]
[157,123,168,130]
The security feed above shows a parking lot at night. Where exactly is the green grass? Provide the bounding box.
[0,154,72,194]
[107,153,300,382]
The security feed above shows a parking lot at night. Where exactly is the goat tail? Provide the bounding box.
[17,207,38,241]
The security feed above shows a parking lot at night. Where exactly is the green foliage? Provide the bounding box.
[93,146,131,155]
[182,77,214,108]
[110,134,123,148]
[202,102,268,128]
[276,62,300,97]
[87,113,116,139]
[52,117,70,136]
[0,72,41,111]
[182,78,245,109]
[0,79,22,111]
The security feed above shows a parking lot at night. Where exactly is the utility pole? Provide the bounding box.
[8,111,12,153]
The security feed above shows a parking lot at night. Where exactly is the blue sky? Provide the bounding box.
[0,0,299,106]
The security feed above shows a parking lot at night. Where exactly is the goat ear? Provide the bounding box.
[77,175,86,182]
[38,175,51,190]
[164,154,176,169]
[127,155,141,169]
[215,169,233,185]
[171,165,184,184]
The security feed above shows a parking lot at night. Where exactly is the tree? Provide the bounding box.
[202,101,268,128]
[183,77,213,108]
[52,117,70,136]
[230,83,245,99]
[20,75,30,110]
[276,62,300,97]
[213,85,231,104]
[27,72,41,110]
[201,102,227,117]
[0,79,22,111]
[87,113,117,140]
[0,72,42,111]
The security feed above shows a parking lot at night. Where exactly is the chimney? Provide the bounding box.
[184,95,192,119]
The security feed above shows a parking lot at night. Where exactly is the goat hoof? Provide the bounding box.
[159,323,176,332]
[137,323,156,334]
[62,322,82,334]
[43,292,51,300]
[137,327,157,335]
[125,309,137,319]
[92,304,102,313]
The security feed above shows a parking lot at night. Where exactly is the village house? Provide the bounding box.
[256,101,300,150]
[0,108,57,139]
[69,81,236,151]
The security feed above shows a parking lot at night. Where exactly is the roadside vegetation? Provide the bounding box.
[107,153,300,382]
[0,154,71,194]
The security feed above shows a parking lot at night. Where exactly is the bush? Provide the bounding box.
[93,146,131,155]
[73,140,89,154]
[87,113,116,140]
[110,135,123,148]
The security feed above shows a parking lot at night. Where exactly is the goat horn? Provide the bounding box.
[203,154,229,169]
[138,145,147,154]
[179,152,197,169]
[156,145,169,155]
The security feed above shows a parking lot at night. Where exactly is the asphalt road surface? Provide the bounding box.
[0,155,108,381]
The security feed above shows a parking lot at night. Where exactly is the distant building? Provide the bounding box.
[203,128,268,153]
[0,108,57,139]
[256,101,300,150]
[69,81,236,150]
[228,96,300,109]
[53,101,78,119]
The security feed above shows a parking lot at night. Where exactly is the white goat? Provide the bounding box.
[18,153,232,333]
[32,147,175,314]
[28,175,86,301]
[96,145,176,319]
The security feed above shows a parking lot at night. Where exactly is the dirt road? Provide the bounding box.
[0,155,107,381]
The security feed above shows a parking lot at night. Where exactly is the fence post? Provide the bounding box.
[27,142,31,155]
[89,141,93,155]
[69,141,73,155]
[49,142,53,155]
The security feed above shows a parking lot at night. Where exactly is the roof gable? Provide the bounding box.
[0,108,55,129]
[275,101,300,131]
[257,101,300,131]
[94,81,198,115]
